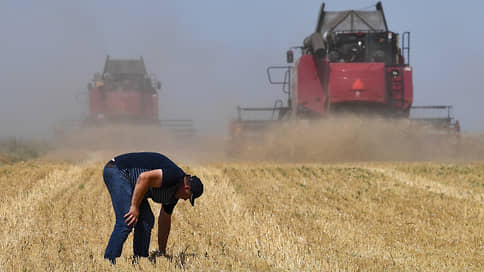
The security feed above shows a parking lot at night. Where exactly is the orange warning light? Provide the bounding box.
[352,78,364,90]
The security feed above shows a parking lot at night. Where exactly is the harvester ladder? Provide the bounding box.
[402,32,410,65]
[389,69,405,111]
[395,32,411,111]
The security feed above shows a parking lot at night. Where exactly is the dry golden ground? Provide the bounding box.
[0,159,482,271]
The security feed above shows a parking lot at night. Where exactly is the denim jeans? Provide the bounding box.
[102,162,154,263]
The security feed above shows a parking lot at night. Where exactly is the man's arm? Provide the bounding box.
[124,169,163,226]
[158,209,172,254]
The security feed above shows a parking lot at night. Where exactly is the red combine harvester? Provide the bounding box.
[231,2,459,143]
[85,56,194,137]
[88,56,161,125]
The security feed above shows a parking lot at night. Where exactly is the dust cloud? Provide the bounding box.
[225,115,484,163]
[44,115,484,165]
[45,123,228,164]
[1,1,484,164]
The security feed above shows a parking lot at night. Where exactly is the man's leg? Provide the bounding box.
[133,198,154,257]
[103,165,133,263]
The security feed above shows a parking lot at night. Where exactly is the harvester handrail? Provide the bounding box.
[402,31,411,65]
[410,105,456,126]
[267,66,292,107]
[159,119,194,122]
[237,106,288,111]
[411,105,453,109]
[236,105,290,121]
[266,66,293,85]
[159,119,195,127]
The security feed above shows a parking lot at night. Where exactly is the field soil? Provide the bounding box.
[0,159,483,271]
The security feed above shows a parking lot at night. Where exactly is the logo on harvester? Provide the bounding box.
[352,78,364,90]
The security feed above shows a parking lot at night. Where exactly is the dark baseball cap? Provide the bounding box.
[187,176,203,206]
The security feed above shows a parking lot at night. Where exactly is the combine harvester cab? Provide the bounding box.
[229,1,459,154]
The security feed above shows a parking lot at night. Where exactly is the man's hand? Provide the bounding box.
[124,206,140,226]
[128,169,163,226]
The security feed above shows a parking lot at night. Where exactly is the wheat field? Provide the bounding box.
[0,158,482,271]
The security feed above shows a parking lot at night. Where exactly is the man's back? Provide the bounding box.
[114,152,178,171]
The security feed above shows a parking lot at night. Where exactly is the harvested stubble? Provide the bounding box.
[0,161,482,271]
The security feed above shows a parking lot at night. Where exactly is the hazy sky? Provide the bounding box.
[1,0,483,138]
